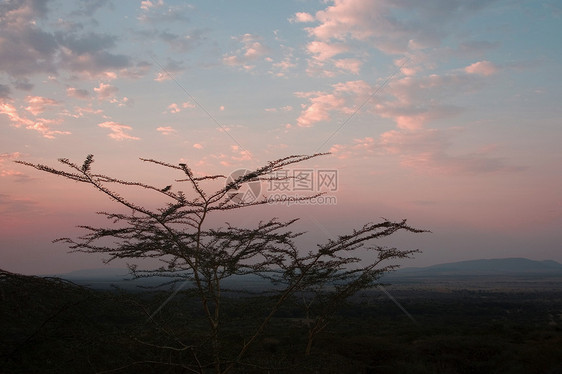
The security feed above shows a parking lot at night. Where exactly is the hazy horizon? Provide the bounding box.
[33,256,562,278]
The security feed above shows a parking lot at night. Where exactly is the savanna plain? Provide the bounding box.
[2,270,562,374]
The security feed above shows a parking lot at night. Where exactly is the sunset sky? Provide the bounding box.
[1,0,561,275]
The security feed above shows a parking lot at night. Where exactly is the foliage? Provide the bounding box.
[16,154,426,373]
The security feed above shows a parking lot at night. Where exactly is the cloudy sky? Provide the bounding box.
[1,0,561,275]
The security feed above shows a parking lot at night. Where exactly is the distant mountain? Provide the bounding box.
[48,258,562,290]
[388,258,562,278]
[53,268,271,291]
[43,268,147,291]
[56,267,130,279]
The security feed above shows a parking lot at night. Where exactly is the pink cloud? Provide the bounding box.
[154,72,170,82]
[294,80,370,127]
[0,169,26,178]
[223,55,242,66]
[167,103,181,114]
[293,0,497,79]
[1,99,69,138]
[0,152,25,180]
[97,71,118,81]
[306,59,337,77]
[166,101,195,114]
[24,96,60,116]
[394,57,422,76]
[305,0,426,55]
[230,145,252,161]
[329,143,351,159]
[370,71,490,130]
[386,75,474,103]
[27,120,69,139]
[330,136,379,159]
[309,0,380,41]
[374,102,460,130]
[156,126,176,135]
[244,43,267,59]
[57,45,130,80]
[294,66,489,131]
[66,87,90,99]
[295,92,345,127]
[465,60,498,76]
[223,34,269,69]
[98,121,139,141]
[119,62,152,79]
[394,114,431,130]
[94,83,118,100]
[0,152,22,161]
[290,12,315,23]
[223,35,299,76]
[305,41,364,77]
[1,101,29,127]
[266,105,293,113]
[153,59,185,82]
[332,128,522,175]
[333,58,362,74]
[72,105,105,118]
[307,41,348,61]
[379,128,449,155]
[193,150,256,170]
[305,57,515,175]
[332,80,371,95]
[140,0,164,11]
[399,147,521,175]
[0,1,139,83]
[271,55,297,77]
[306,0,491,54]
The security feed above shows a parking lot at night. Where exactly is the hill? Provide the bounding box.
[41,258,562,291]
[392,258,562,277]
[58,267,130,278]
[0,269,145,373]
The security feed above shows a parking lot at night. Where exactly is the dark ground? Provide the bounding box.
[1,270,561,373]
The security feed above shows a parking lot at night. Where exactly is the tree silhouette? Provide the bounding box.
[17,153,427,373]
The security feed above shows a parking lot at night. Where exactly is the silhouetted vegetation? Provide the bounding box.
[15,154,426,373]
[2,269,562,373]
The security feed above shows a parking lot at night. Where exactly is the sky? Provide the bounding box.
[1,0,561,275]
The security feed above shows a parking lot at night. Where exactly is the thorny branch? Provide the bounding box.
[16,153,427,373]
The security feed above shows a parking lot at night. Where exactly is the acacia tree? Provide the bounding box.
[17,154,426,373]
[279,231,421,356]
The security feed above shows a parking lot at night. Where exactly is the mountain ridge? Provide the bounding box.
[48,257,562,280]
[389,257,562,278]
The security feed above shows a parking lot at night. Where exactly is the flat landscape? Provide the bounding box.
[2,258,562,373]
